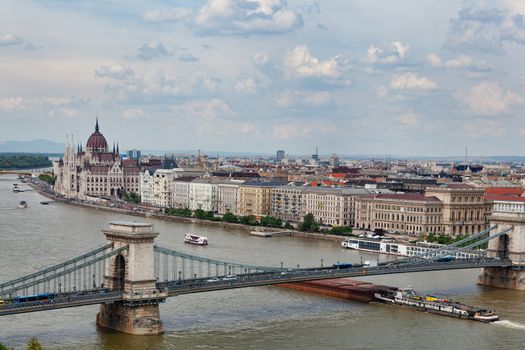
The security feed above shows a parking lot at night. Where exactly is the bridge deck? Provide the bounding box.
[0,258,512,316]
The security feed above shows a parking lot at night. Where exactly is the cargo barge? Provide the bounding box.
[374,288,499,322]
[278,280,498,323]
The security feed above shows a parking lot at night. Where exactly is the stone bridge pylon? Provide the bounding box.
[96,221,167,335]
[478,205,525,290]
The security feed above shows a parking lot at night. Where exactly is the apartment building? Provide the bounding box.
[271,186,305,222]
[302,188,370,227]
[237,181,282,217]
[189,178,219,212]
[140,168,172,207]
[217,180,244,214]
[171,177,197,209]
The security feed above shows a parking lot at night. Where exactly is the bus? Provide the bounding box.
[13,293,54,304]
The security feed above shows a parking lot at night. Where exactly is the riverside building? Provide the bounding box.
[54,120,140,200]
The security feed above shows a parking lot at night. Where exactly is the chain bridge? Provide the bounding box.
[0,221,521,335]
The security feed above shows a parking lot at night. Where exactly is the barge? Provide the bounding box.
[374,288,499,323]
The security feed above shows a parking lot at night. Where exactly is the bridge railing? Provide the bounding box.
[153,245,285,282]
[0,244,128,299]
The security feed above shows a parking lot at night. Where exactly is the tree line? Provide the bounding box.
[0,154,52,170]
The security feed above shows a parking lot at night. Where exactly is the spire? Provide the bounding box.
[113,143,115,154]
[95,116,100,132]
[116,142,119,155]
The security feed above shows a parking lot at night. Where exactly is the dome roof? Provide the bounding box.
[86,119,108,151]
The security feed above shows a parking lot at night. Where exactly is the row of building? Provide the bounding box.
[53,121,525,238]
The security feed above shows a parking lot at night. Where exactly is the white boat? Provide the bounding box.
[13,184,23,193]
[184,233,208,245]
[18,201,27,209]
[341,238,480,259]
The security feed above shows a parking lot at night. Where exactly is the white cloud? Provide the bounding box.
[366,41,410,65]
[0,97,28,112]
[398,111,419,128]
[194,0,303,36]
[95,63,134,80]
[235,77,258,94]
[275,89,332,108]
[445,1,525,53]
[283,45,344,82]
[0,33,24,47]
[121,108,144,120]
[136,41,173,60]
[253,51,270,67]
[459,80,521,115]
[426,53,492,71]
[178,53,198,62]
[47,108,80,119]
[389,73,437,91]
[273,121,336,139]
[464,119,506,137]
[142,8,192,23]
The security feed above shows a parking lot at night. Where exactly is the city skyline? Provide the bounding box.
[2,1,525,156]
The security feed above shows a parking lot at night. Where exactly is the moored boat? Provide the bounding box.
[18,201,27,209]
[374,288,499,323]
[184,233,208,245]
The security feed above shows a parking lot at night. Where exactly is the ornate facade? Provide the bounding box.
[54,120,140,200]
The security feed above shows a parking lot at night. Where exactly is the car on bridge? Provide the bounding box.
[206,278,220,283]
[222,275,238,281]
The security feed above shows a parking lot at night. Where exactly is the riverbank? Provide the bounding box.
[27,181,346,243]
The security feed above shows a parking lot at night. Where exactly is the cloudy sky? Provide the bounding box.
[1,0,525,156]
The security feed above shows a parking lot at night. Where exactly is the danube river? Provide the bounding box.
[0,175,524,349]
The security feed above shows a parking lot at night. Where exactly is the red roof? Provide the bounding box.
[484,187,524,196]
[330,173,347,179]
[485,195,525,202]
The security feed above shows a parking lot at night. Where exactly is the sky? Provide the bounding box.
[1,0,525,156]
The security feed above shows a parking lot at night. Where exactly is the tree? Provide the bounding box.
[38,173,56,185]
[299,213,320,232]
[284,222,295,230]
[330,226,353,235]
[123,192,140,203]
[260,216,283,228]
[0,343,14,350]
[26,338,44,350]
[194,209,215,220]
[239,215,258,226]
[223,212,239,223]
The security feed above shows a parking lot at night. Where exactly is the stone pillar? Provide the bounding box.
[96,221,166,335]
[478,211,525,290]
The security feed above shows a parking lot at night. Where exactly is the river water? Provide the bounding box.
[0,175,524,349]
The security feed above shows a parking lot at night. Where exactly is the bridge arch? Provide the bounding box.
[497,234,510,260]
[113,254,126,291]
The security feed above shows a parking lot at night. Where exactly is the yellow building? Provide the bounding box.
[237,181,282,217]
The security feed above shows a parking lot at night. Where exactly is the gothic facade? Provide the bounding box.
[54,120,140,200]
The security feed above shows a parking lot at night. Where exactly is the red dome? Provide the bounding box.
[86,119,108,151]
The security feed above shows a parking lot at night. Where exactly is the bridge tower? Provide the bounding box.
[96,221,167,335]
[478,201,525,290]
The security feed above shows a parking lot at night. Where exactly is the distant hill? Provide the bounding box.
[0,139,65,153]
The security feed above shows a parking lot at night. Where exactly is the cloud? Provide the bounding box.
[121,108,144,120]
[464,119,506,137]
[283,45,349,84]
[0,32,36,49]
[142,8,192,23]
[135,41,174,60]
[389,72,437,91]
[194,0,303,36]
[178,52,198,62]
[273,121,336,139]
[0,97,28,112]
[47,108,80,119]
[445,1,525,53]
[426,53,492,71]
[235,77,258,94]
[397,111,419,128]
[95,63,134,80]
[459,80,521,115]
[105,69,221,102]
[275,89,332,108]
[366,41,410,65]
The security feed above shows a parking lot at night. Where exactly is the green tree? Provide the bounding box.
[223,212,239,223]
[299,213,320,232]
[329,226,353,235]
[284,222,294,230]
[260,216,283,228]
[194,209,215,220]
[123,192,140,203]
[239,215,258,226]
[38,173,55,185]
[0,343,14,350]
[26,337,44,350]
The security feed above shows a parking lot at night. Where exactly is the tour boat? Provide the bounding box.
[40,201,50,205]
[341,238,480,259]
[18,201,27,209]
[184,233,208,245]
[374,288,499,323]
[12,184,22,193]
